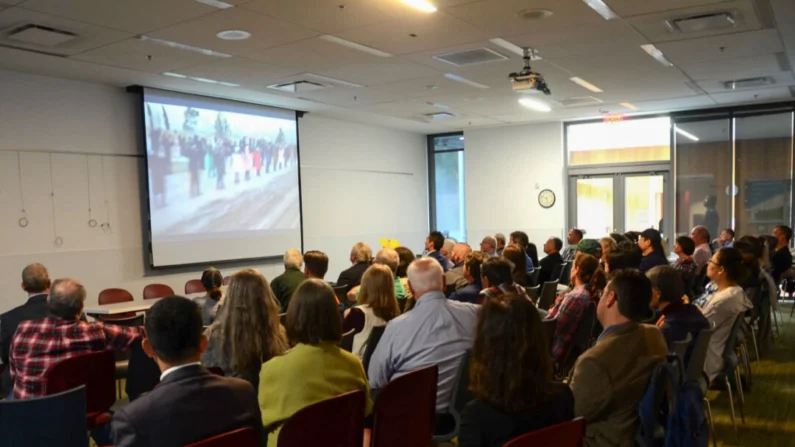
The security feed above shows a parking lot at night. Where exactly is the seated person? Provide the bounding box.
[395,247,416,309]
[539,237,564,283]
[425,231,450,271]
[112,296,262,447]
[202,269,288,388]
[502,245,531,286]
[673,236,698,275]
[509,231,536,273]
[369,258,478,413]
[480,236,498,258]
[303,250,329,281]
[646,266,709,363]
[479,257,529,302]
[459,294,574,447]
[603,247,642,274]
[259,279,372,447]
[346,264,400,359]
[575,239,601,259]
[445,243,473,292]
[193,267,223,326]
[347,248,407,301]
[449,251,486,304]
[10,278,141,399]
[569,270,667,447]
[270,249,306,311]
[637,229,668,274]
[337,242,373,292]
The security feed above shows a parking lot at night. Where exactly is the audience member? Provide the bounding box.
[459,294,574,447]
[0,263,51,397]
[10,278,142,399]
[624,231,640,244]
[441,238,456,270]
[502,245,530,287]
[546,254,606,363]
[539,237,564,283]
[598,237,617,268]
[604,248,641,274]
[609,233,629,244]
[112,296,262,447]
[348,248,408,301]
[369,258,478,414]
[647,266,709,361]
[701,248,753,382]
[395,247,416,304]
[193,267,223,326]
[337,242,372,291]
[479,257,529,302]
[260,279,371,447]
[637,228,668,274]
[303,250,329,280]
[771,225,793,284]
[494,233,506,256]
[570,270,667,447]
[425,231,449,272]
[575,239,601,259]
[690,225,712,271]
[347,264,400,358]
[715,228,735,248]
[450,251,487,304]
[270,249,305,311]
[673,236,697,274]
[527,243,540,271]
[480,236,498,257]
[562,229,584,262]
[202,269,288,388]
[445,243,473,292]
[761,235,778,272]
[509,231,536,272]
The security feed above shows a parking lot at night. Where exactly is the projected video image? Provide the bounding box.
[144,95,299,244]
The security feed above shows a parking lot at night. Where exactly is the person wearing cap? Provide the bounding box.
[194,267,223,326]
[638,228,668,274]
[575,239,601,259]
[569,270,667,447]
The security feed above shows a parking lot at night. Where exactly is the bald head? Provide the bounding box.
[407,258,445,299]
[21,263,50,295]
[450,243,472,265]
[48,278,86,320]
[690,226,710,245]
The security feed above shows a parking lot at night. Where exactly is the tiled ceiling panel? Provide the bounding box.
[314,59,440,86]
[656,29,785,66]
[177,57,301,89]
[246,37,393,72]
[709,86,793,104]
[71,37,222,73]
[607,0,734,18]
[680,53,788,81]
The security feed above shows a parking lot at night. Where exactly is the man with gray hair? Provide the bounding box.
[480,236,498,257]
[348,247,408,301]
[495,233,507,256]
[337,242,372,293]
[369,258,479,420]
[9,278,142,400]
[690,225,712,271]
[270,248,306,311]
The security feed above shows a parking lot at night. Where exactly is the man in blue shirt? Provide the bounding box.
[425,231,449,272]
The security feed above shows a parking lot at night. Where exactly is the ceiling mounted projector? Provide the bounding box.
[508,48,551,95]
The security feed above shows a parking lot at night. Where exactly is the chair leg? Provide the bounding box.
[740,345,752,388]
[725,376,739,445]
[704,397,717,447]
[772,307,779,341]
[734,366,746,425]
[749,328,760,367]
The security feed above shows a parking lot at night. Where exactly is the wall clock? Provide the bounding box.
[538,189,556,209]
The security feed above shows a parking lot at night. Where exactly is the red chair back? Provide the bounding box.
[143,283,174,300]
[185,279,205,295]
[44,350,116,429]
[222,276,232,286]
[186,427,258,447]
[98,288,135,319]
[371,365,438,447]
[503,417,587,447]
[277,390,365,447]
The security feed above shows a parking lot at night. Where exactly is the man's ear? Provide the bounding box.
[142,338,156,359]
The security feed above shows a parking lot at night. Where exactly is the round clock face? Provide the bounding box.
[538,189,555,208]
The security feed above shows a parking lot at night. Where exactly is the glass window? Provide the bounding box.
[430,134,466,242]
[567,117,671,166]
[625,174,664,233]
[575,177,614,237]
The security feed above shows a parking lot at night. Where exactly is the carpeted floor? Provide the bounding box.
[708,302,795,446]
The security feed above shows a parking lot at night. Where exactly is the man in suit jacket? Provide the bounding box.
[112,296,262,447]
[336,242,372,292]
[0,263,51,397]
[539,237,564,283]
[569,270,667,447]
[270,249,306,311]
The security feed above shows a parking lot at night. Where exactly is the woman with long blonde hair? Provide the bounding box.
[347,264,400,358]
[202,269,288,387]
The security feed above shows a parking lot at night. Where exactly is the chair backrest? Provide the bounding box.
[44,350,116,416]
[542,318,557,351]
[362,325,386,376]
[107,314,145,327]
[559,262,573,286]
[525,285,541,302]
[685,326,715,382]
[186,427,258,447]
[0,385,88,447]
[277,390,365,447]
[722,313,745,362]
[98,288,134,305]
[670,332,692,363]
[333,284,348,304]
[372,365,438,447]
[549,264,564,283]
[560,302,596,372]
[529,268,541,287]
[185,279,206,295]
[126,339,161,402]
[340,328,356,352]
[222,276,232,286]
[449,349,473,420]
[538,281,559,310]
[343,307,366,334]
[503,417,586,447]
[143,283,174,300]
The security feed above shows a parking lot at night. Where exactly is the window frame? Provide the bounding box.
[427,132,465,240]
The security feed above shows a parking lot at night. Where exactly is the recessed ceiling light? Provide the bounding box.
[620,102,639,111]
[516,9,553,21]
[190,77,219,84]
[582,0,619,20]
[319,35,392,57]
[518,97,552,112]
[195,0,234,9]
[489,38,525,57]
[401,0,437,13]
[216,30,251,40]
[444,73,490,89]
[640,44,674,67]
[139,36,231,58]
[219,81,240,87]
[163,72,187,78]
[675,127,699,141]
[569,77,603,93]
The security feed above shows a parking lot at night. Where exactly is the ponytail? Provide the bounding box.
[587,269,607,299]
[575,253,607,299]
[208,287,222,301]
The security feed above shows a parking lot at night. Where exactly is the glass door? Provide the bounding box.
[574,176,615,238]
[624,174,665,234]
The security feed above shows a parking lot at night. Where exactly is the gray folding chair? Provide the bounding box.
[670,332,692,363]
[537,281,559,311]
[686,326,717,447]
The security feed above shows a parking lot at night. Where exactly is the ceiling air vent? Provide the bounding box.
[433,48,508,67]
[6,24,77,47]
[724,77,774,90]
[556,96,603,107]
[267,80,326,93]
[667,12,736,34]
[421,112,457,120]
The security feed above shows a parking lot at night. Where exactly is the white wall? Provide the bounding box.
[464,122,566,249]
[0,69,428,313]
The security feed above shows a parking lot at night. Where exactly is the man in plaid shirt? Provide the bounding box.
[10,278,142,399]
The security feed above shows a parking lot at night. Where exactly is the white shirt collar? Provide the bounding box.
[160,362,202,381]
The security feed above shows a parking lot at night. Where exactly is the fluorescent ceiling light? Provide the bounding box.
[401,0,437,13]
[582,0,619,20]
[640,44,674,67]
[163,72,187,78]
[219,81,240,87]
[489,38,525,57]
[216,30,251,41]
[139,35,232,58]
[569,77,603,93]
[675,127,699,142]
[518,97,552,112]
[319,35,392,57]
[619,102,639,111]
[195,0,234,8]
[190,77,219,84]
[444,73,490,89]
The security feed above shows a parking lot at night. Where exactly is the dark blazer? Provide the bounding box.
[427,251,449,272]
[539,253,563,283]
[336,262,370,291]
[270,268,306,311]
[112,364,262,447]
[0,294,49,396]
[449,283,482,304]
[459,382,574,447]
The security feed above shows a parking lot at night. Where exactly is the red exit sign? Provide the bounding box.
[603,113,625,124]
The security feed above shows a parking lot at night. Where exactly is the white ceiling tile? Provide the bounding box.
[291,86,406,108]
[177,57,300,88]
[246,37,394,72]
[0,0,27,5]
[549,47,675,80]
[656,29,784,66]
[626,95,717,112]
[434,116,507,129]
[0,7,131,56]
[240,0,406,34]
[71,37,223,73]
[314,59,440,86]
[367,74,490,99]
[357,98,452,118]
[21,0,220,34]
[696,71,795,93]
[709,86,794,104]
[607,0,734,18]
[680,53,788,81]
